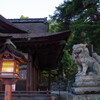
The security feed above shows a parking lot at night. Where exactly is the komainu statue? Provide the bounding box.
[72,44,100,76]
[72,44,100,94]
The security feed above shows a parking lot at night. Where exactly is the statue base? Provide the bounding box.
[72,75,100,94]
[67,92,100,100]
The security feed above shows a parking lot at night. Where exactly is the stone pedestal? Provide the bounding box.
[72,75,100,94]
[52,91,100,100]
[68,92,100,100]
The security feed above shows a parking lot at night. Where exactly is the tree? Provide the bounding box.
[70,0,100,54]
[20,15,29,19]
[50,0,100,53]
[49,0,100,82]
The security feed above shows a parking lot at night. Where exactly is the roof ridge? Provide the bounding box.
[8,17,47,23]
[8,17,47,19]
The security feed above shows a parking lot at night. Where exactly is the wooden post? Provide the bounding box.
[27,52,33,91]
[4,84,12,100]
[30,58,33,91]
[33,66,36,90]
[26,54,30,91]
[37,69,41,90]
[48,70,51,90]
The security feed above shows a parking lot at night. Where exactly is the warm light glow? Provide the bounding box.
[2,61,14,72]
[16,65,19,73]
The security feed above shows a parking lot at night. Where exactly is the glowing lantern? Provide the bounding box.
[0,39,27,100]
[0,51,20,78]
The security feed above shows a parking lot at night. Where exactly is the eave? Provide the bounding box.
[11,31,71,70]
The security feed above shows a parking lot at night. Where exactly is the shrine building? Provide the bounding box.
[0,14,70,92]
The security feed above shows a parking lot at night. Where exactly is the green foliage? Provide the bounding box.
[41,70,49,77]
[41,70,59,82]
[82,0,98,7]
[61,50,77,80]
[51,70,59,82]
[20,15,29,19]
[70,4,100,54]
[49,21,67,32]
[49,0,99,52]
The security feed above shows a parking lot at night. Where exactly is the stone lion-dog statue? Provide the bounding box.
[72,44,100,76]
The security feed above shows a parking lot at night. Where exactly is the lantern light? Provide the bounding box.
[0,39,27,100]
[0,51,20,78]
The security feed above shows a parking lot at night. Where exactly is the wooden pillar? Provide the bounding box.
[32,66,36,90]
[30,66,34,91]
[26,58,30,91]
[27,52,33,91]
[32,57,40,91]
[48,70,51,90]
[32,66,38,90]
[35,67,39,90]
[27,53,40,91]
[36,68,38,90]
[37,69,41,90]
[36,68,40,90]
[4,85,12,100]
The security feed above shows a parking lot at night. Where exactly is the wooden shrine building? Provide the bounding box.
[0,14,70,91]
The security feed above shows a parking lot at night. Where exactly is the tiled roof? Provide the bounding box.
[0,15,27,33]
[8,17,48,33]
[12,23,48,33]
[0,15,70,41]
